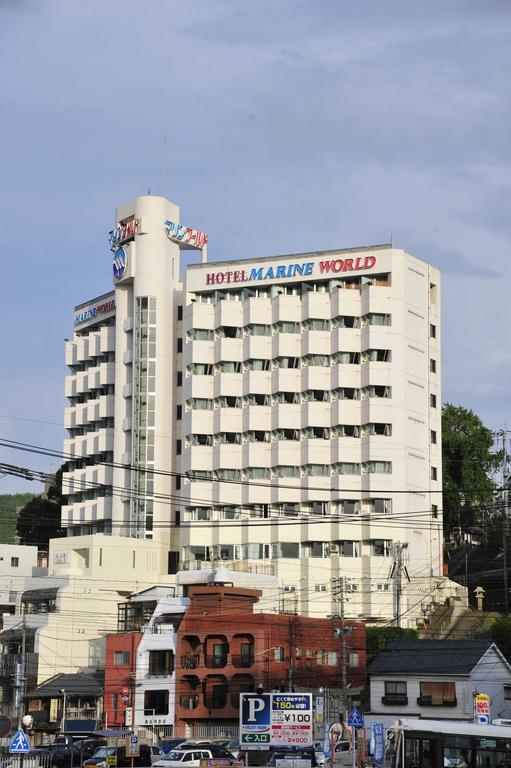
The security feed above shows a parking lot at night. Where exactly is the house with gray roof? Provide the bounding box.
[367,639,511,722]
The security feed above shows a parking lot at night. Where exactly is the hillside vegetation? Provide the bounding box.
[0,493,35,543]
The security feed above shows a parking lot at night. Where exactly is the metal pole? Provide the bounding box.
[352,726,356,768]
[502,432,509,614]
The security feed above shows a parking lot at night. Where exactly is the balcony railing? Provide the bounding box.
[417,696,457,707]
[181,654,200,669]
[205,654,227,669]
[232,654,254,668]
[382,695,408,706]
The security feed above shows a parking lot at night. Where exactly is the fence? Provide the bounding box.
[0,755,52,768]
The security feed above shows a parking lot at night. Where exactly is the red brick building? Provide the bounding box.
[104,631,141,728]
[175,584,365,733]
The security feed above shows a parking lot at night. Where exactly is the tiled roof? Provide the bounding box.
[367,639,494,676]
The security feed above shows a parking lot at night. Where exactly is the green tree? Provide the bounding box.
[490,616,511,663]
[442,404,501,535]
[16,465,66,549]
[366,626,419,665]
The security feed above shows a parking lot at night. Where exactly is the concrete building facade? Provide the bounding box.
[62,194,447,624]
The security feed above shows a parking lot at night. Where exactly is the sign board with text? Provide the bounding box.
[475,693,490,725]
[240,693,313,750]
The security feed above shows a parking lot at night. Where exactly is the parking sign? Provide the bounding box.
[240,693,313,750]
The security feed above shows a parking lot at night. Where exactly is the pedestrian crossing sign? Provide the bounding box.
[9,728,30,754]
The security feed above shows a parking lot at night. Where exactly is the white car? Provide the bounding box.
[150,746,166,764]
[153,749,223,768]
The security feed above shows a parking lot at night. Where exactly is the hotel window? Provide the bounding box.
[302,464,330,477]
[186,397,213,410]
[245,323,271,336]
[302,541,328,558]
[273,321,300,334]
[431,466,438,481]
[362,348,392,362]
[187,363,213,375]
[177,338,182,353]
[187,328,214,341]
[430,393,437,408]
[302,389,329,402]
[332,315,360,328]
[176,405,182,420]
[432,505,439,518]
[377,583,390,591]
[430,323,436,338]
[303,318,330,331]
[11,557,19,568]
[362,313,391,326]
[332,351,360,365]
[214,468,241,481]
[363,422,392,436]
[350,652,359,668]
[215,432,241,445]
[333,462,361,475]
[244,358,271,371]
[217,395,242,407]
[176,440,182,455]
[274,356,299,369]
[430,358,436,373]
[272,428,300,441]
[177,306,183,321]
[177,371,182,386]
[273,465,300,478]
[337,500,360,515]
[315,584,328,592]
[243,467,271,480]
[216,325,242,339]
[245,430,271,443]
[431,430,437,444]
[332,387,360,400]
[302,426,330,439]
[362,385,392,399]
[504,685,511,701]
[215,361,242,373]
[273,391,300,404]
[363,461,392,474]
[302,354,330,367]
[332,425,360,438]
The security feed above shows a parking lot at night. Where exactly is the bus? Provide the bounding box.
[387,718,511,768]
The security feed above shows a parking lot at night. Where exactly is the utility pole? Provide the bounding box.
[500,431,509,614]
[332,577,348,722]
[390,542,409,627]
[16,601,27,728]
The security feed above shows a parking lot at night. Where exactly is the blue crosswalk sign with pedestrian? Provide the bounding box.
[347,707,364,727]
[9,728,30,753]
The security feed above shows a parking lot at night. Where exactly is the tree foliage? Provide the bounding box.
[366,626,419,665]
[490,616,511,664]
[442,404,501,535]
[16,465,66,549]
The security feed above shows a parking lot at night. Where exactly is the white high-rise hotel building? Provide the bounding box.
[63,195,444,622]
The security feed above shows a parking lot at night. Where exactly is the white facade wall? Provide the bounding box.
[369,647,511,721]
[62,195,446,624]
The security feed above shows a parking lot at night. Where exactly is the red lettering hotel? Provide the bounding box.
[63,194,447,626]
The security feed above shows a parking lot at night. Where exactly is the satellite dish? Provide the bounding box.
[0,714,12,738]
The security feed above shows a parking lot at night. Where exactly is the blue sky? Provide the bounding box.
[1,0,510,493]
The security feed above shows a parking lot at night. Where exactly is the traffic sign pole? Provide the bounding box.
[352,727,356,768]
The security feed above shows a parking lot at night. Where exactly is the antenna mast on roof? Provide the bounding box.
[163,133,168,198]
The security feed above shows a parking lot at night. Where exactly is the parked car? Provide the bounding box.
[83,745,153,768]
[153,746,235,768]
[313,744,326,767]
[149,747,165,765]
[31,742,83,768]
[333,741,352,767]
[158,740,186,756]
[224,742,240,760]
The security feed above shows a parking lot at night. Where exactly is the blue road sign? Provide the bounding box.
[347,707,364,727]
[9,728,30,754]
